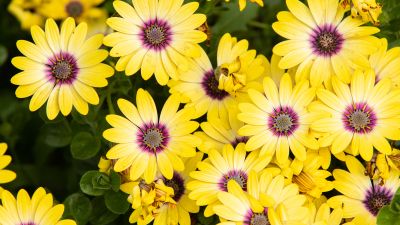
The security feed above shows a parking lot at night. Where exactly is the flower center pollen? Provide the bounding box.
[145,25,166,46]
[141,20,171,51]
[47,53,78,84]
[66,1,84,18]
[52,60,72,80]
[311,24,343,56]
[250,213,270,225]
[343,103,377,134]
[219,170,247,191]
[363,186,393,216]
[268,106,299,137]
[138,124,169,154]
[143,128,164,149]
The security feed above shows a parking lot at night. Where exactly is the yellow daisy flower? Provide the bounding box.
[153,152,203,225]
[103,89,200,183]
[214,171,308,224]
[272,0,379,86]
[0,187,76,225]
[291,151,334,199]
[238,73,319,164]
[340,0,382,26]
[38,0,109,36]
[187,143,269,216]
[311,70,400,161]
[8,0,45,30]
[103,0,207,85]
[195,107,247,154]
[375,148,400,180]
[369,38,400,86]
[329,156,400,225]
[11,18,114,120]
[168,33,265,118]
[305,202,352,225]
[0,143,17,193]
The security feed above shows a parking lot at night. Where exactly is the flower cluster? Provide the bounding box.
[3,0,399,225]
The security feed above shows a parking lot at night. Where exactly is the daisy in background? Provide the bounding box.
[214,171,308,225]
[38,0,109,36]
[103,89,200,183]
[0,143,16,194]
[272,0,379,86]
[103,0,207,85]
[369,38,400,86]
[311,70,400,161]
[195,107,248,153]
[11,18,114,120]
[169,33,265,118]
[329,155,400,225]
[238,73,319,164]
[0,188,76,225]
[187,144,269,217]
[8,0,45,30]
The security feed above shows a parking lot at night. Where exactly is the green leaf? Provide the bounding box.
[70,132,101,160]
[41,121,72,147]
[212,1,259,35]
[377,205,400,225]
[64,193,92,224]
[92,173,111,190]
[89,197,119,225]
[109,170,121,192]
[104,190,130,214]
[390,188,400,212]
[80,171,108,196]
[0,45,7,67]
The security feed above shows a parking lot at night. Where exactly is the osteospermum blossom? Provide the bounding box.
[238,73,319,164]
[214,171,308,225]
[11,18,114,120]
[0,143,17,193]
[0,187,76,225]
[311,70,400,161]
[195,107,247,153]
[369,38,400,86]
[8,0,44,30]
[169,33,265,118]
[103,0,207,85]
[329,156,400,225]
[187,144,269,216]
[272,0,379,86]
[103,89,200,183]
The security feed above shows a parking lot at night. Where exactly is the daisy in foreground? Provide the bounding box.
[0,143,16,193]
[238,73,319,164]
[187,144,269,216]
[11,18,114,120]
[329,156,400,225]
[103,89,200,183]
[272,0,379,86]
[214,171,308,225]
[103,0,207,85]
[0,188,76,225]
[311,70,400,161]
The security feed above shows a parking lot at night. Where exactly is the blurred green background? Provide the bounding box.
[0,0,400,224]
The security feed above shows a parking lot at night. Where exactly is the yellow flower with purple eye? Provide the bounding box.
[272,0,380,86]
[11,18,114,120]
[103,0,207,85]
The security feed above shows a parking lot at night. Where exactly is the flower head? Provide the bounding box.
[0,143,17,193]
[103,0,207,85]
[11,18,114,120]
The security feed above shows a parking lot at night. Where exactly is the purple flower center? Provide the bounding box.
[363,186,393,216]
[140,19,172,51]
[342,103,377,134]
[46,52,78,84]
[65,1,84,18]
[201,70,229,100]
[137,123,169,154]
[219,170,247,191]
[310,24,344,57]
[231,136,249,148]
[244,208,270,225]
[164,172,185,202]
[268,106,299,137]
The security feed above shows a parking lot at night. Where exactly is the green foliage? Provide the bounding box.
[377,188,400,225]
[70,132,101,160]
[104,190,130,214]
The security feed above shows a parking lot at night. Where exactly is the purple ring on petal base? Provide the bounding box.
[363,185,393,216]
[46,52,79,85]
[201,70,230,100]
[244,208,270,225]
[342,103,377,134]
[218,170,248,191]
[164,172,185,202]
[139,19,172,51]
[137,123,170,154]
[310,24,344,57]
[268,106,299,137]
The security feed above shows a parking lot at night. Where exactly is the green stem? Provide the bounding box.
[107,88,115,114]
